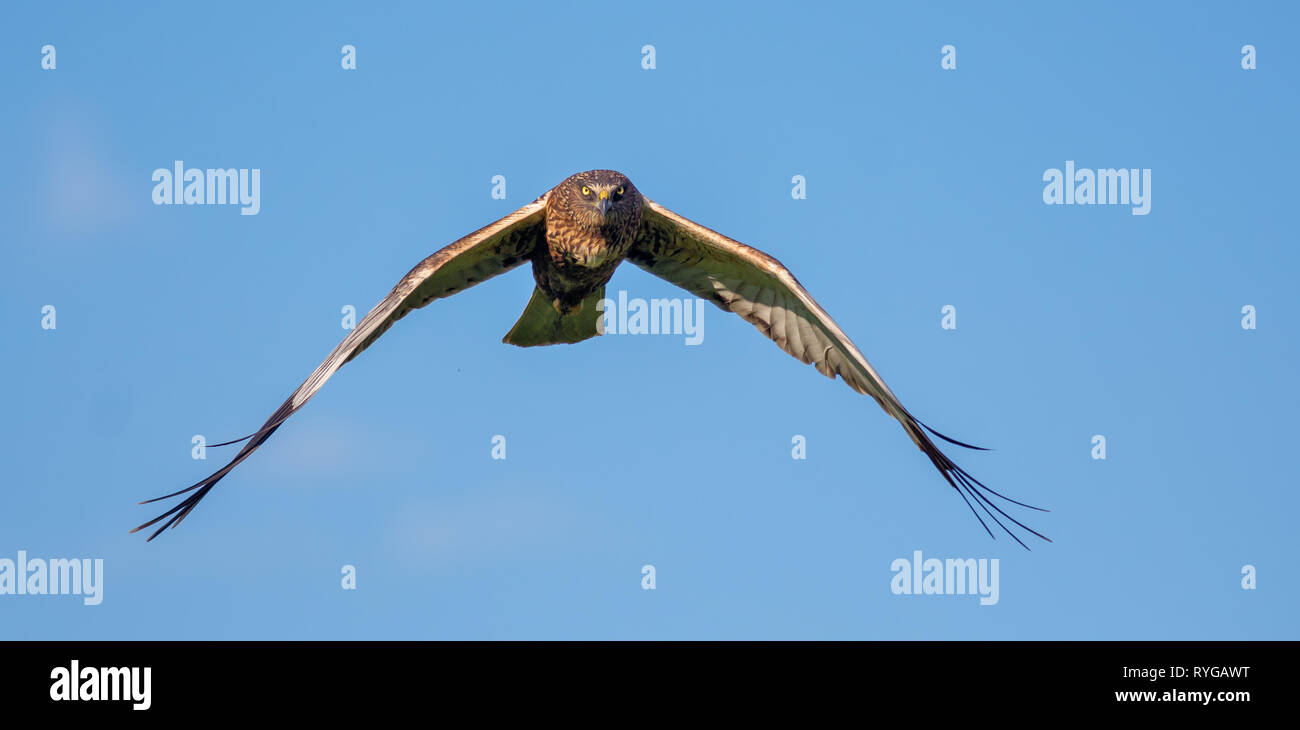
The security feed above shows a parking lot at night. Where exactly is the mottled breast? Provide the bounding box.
[536,171,644,298]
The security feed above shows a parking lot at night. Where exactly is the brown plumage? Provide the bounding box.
[535,169,642,312]
[133,169,1049,547]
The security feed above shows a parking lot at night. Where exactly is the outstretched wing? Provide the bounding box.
[133,195,550,540]
[630,199,1048,548]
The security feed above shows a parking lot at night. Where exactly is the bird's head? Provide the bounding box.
[556,170,640,228]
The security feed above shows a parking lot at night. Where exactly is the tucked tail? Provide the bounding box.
[502,286,605,347]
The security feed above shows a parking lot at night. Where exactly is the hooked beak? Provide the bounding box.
[596,190,612,217]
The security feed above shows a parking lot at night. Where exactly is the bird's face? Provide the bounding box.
[560,170,640,228]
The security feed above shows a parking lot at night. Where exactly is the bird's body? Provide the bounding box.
[134,170,1049,547]
[536,170,643,310]
[502,170,645,346]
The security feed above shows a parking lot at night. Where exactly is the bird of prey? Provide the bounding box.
[133,170,1049,546]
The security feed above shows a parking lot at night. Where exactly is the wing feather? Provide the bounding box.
[630,199,1049,547]
[133,195,549,540]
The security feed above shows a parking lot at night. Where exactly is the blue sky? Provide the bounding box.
[1,1,1296,639]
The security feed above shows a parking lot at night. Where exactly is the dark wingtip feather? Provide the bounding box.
[946,467,993,537]
[137,476,209,505]
[207,420,284,448]
[135,404,293,542]
[133,485,214,541]
[208,433,255,448]
[915,417,992,451]
[911,420,1049,549]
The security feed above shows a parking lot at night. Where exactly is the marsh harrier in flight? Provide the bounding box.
[134,170,1049,547]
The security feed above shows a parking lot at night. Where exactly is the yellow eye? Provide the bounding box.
[581,186,591,196]
[616,186,625,196]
